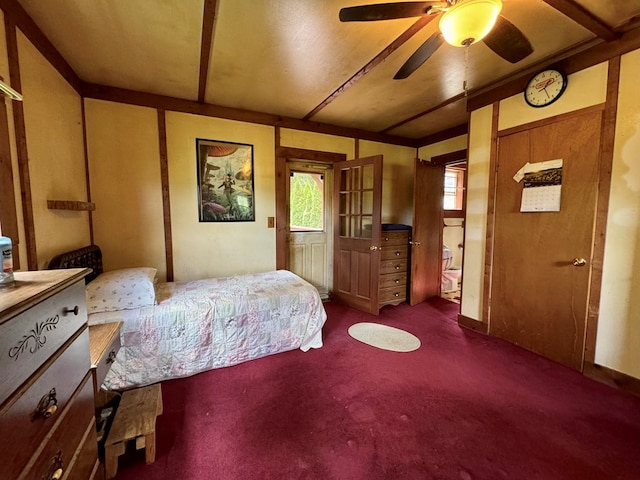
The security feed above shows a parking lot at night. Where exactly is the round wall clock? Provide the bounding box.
[524,69,568,108]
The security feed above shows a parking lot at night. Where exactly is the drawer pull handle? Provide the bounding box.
[46,451,64,480]
[35,388,58,419]
[395,251,400,256]
[107,350,117,364]
[394,293,399,297]
[395,265,401,270]
[395,280,399,284]
[64,305,79,316]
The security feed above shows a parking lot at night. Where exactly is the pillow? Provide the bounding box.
[86,267,158,313]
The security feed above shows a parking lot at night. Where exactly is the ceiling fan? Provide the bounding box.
[339,0,533,79]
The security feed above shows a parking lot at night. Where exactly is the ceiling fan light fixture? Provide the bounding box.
[439,0,502,47]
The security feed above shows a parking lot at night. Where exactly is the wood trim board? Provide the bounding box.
[4,16,37,270]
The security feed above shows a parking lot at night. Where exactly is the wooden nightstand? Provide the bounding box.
[88,322,122,407]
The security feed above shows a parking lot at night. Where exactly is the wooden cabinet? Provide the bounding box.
[0,268,101,480]
[379,226,411,308]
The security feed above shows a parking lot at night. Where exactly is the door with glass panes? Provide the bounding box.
[332,155,383,314]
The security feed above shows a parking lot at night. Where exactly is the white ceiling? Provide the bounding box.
[15,0,640,142]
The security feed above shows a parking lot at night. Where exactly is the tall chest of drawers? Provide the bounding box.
[0,268,101,480]
[379,224,411,308]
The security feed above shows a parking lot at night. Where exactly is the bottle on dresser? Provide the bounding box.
[0,235,15,288]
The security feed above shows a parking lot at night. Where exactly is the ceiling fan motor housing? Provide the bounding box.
[439,0,503,46]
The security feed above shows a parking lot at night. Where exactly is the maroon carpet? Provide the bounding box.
[114,299,640,480]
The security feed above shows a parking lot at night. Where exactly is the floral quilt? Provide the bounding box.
[89,270,327,390]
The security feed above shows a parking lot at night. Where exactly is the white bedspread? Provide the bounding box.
[89,270,326,390]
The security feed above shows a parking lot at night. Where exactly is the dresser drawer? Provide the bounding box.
[380,230,408,246]
[380,246,407,261]
[0,280,87,406]
[66,419,101,480]
[17,374,95,480]
[380,258,407,275]
[379,272,407,289]
[379,286,406,305]
[0,328,90,479]
[89,322,122,395]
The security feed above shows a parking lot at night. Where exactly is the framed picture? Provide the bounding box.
[196,138,255,222]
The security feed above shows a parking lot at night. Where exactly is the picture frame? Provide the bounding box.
[196,138,255,222]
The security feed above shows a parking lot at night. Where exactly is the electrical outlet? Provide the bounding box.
[267,217,275,228]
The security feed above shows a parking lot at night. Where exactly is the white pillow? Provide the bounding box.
[86,267,158,313]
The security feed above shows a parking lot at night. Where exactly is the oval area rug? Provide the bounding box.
[348,322,421,352]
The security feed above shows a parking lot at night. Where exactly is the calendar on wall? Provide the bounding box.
[513,159,563,212]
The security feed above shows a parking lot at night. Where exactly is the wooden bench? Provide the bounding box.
[104,384,163,479]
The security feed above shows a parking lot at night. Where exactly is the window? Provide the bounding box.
[444,166,465,212]
[289,171,324,231]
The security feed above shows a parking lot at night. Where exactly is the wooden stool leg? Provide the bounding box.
[145,432,156,464]
[104,442,124,479]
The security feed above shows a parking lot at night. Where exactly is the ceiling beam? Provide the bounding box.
[303,15,435,121]
[542,0,619,41]
[82,83,418,147]
[197,0,218,103]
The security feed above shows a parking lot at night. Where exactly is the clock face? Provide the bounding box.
[524,69,568,108]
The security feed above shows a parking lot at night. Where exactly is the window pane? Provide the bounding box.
[362,191,373,215]
[352,166,361,190]
[290,172,324,231]
[363,164,373,189]
[444,167,464,210]
[351,191,360,215]
[340,168,349,191]
[362,216,372,238]
[351,216,361,238]
[339,215,348,237]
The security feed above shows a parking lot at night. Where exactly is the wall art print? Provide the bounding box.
[196,138,255,222]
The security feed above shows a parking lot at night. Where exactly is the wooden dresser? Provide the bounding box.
[379,225,411,308]
[0,268,101,480]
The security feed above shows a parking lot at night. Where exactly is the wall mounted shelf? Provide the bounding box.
[47,200,95,211]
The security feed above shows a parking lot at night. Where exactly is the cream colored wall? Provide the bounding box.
[417,135,467,160]
[84,100,167,279]
[165,112,276,280]
[0,14,26,269]
[499,63,608,130]
[280,129,354,157]
[360,140,416,226]
[443,219,464,267]
[461,106,493,320]
[464,55,640,379]
[17,31,90,268]
[596,49,640,378]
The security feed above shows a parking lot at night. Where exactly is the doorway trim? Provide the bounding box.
[275,146,347,270]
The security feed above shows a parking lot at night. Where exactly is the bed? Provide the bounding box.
[48,245,327,390]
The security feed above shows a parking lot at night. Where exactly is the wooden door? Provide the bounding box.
[490,110,602,370]
[410,159,444,305]
[332,155,383,314]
